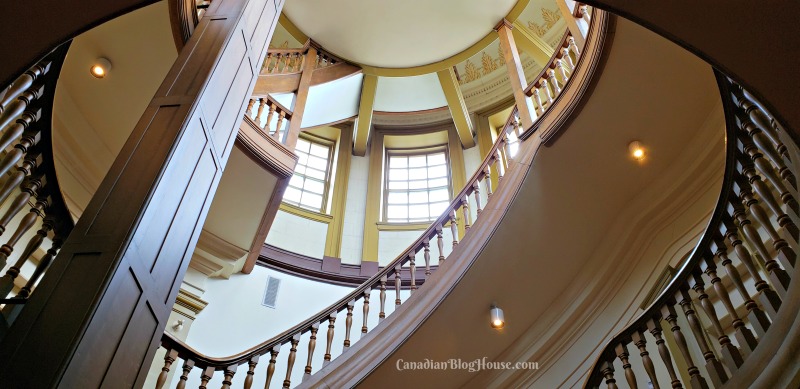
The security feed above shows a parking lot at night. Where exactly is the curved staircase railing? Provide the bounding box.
[0,44,76,333]
[151,9,599,389]
[584,73,800,388]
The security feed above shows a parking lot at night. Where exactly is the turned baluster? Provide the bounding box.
[246,99,255,116]
[0,83,45,131]
[568,36,580,56]
[244,356,259,389]
[739,145,799,238]
[495,149,506,180]
[323,313,336,365]
[679,287,727,386]
[555,59,570,84]
[725,224,783,318]
[473,182,483,215]
[274,111,286,140]
[450,210,459,248]
[0,137,42,209]
[361,289,371,335]
[600,361,618,389]
[532,88,545,114]
[176,359,194,389]
[379,276,387,320]
[343,301,354,349]
[282,334,300,389]
[296,53,305,72]
[254,98,267,125]
[631,331,660,389]
[739,113,793,184]
[0,108,40,152]
[461,198,471,231]
[580,4,590,23]
[484,166,493,199]
[713,238,769,342]
[647,320,683,389]
[264,53,273,73]
[615,343,637,389]
[731,201,791,297]
[695,263,745,369]
[265,345,279,389]
[15,236,62,300]
[264,103,276,131]
[423,239,431,276]
[394,265,402,306]
[733,85,792,165]
[282,54,292,73]
[548,69,561,94]
[408,252,417,293]
[562,47,575,70]
[436,226,445,264]
[661,304,708,388]
[0,217,53,298]
[0,190,47,269]
[199,367,214,389]
[221,365,236,389]
[0,62,50,116]
[541,78,554,103]
[156,349,178,389]
[269,54,279,73]
[303,323,319,379]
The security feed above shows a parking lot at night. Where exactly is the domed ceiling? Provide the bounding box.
[282,0,519,68]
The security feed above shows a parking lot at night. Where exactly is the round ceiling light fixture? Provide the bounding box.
[90,58,112,79]
[629,141,645,161]
[490,305,505,329]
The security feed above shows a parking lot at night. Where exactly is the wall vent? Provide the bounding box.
[262,276,281,309]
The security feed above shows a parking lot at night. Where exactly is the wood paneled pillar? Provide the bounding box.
[0,0,283,386]
[495,20,537,130]
[437,68,475,148]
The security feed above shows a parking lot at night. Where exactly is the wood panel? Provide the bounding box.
[0,0,284,386]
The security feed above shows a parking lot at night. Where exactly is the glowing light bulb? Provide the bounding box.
[629,141,645,161]
[90,58,112,79]
[490,306,505,329]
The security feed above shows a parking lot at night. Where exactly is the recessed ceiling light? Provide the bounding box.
[490,306,505,329]
[629,141,645,161]
[90,58,112,79]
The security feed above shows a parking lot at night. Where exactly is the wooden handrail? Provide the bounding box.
[583,74,800,388]
[154,9,604,386]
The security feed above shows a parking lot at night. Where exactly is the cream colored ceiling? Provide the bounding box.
[282,0,519,68]
[358,17,724,388]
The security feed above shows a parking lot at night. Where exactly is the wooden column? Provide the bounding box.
[496,20,536,129]
[353,74,378,156]
[437,68,475,148]
[324,125,353,258]
[0,0,284,386]
[556,0,587,46]
[284,46,317,150]
[510,20,556,67]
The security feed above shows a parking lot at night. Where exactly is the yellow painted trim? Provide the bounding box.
[278,14,309,44]
[447,126,467,239]
[361,132,384,262]
[511,20,556,67]
[376,222,430,232]
[279,203,333,224]
[354,74,378,156]
[475,114,500,192]
[278,0,531,77]
[324,127,352,257]
[437,68,476,148]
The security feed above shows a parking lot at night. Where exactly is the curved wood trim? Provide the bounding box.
[257,245,434,288]
[235,116,297,179]
[167,0,198,51]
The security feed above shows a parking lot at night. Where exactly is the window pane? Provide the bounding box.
[429,188,449,202]
[304,179,324,194]
[296,152,308,166]
[387,205,407,220]
[408,204,428,218]
[296,139,311,153]
[428,153,446,165]
[408,155,426,167]
[307,156,328,171]
[390,156,407,168]
[289,175,304,189]
[408,191,428,204]
[430,202,449,217]
[284,187,302,203]
[305,167,326,180]
[389,168,408,181]
[309,143,328,158]
[387,191,408,204]
[408,180,427,189]
[428,177,448,188]
[301,193,323,209]
[409,167,427,179]
[388,180,407,190]
[428,165,447,178]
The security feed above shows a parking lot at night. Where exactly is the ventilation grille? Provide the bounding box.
[262,276,281,309]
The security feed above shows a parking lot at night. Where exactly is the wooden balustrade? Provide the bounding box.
[152,9,597,388]
[246,96,292,144]
[0,45,75,330]
[525,32,581,115]
[584,74,800,388]
[263,50,306,74]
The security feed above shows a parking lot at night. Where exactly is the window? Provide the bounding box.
[283,137,333,212]
[384,148,451,223]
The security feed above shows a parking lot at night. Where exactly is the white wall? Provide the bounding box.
[373,74,448,112]
[265,210,327,258]
[340,155,369,264]
[302,74,362,128]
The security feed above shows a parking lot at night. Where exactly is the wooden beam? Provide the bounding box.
[284,46,317,150]
[556,0,586,46]
[511,20,556,67]
[252,73,301,95]
[437,68,475,148]
[496,20,537,129]
[353,74,378,156]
